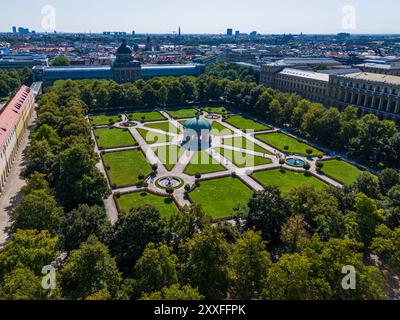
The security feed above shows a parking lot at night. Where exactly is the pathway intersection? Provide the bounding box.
[91,109,344,222]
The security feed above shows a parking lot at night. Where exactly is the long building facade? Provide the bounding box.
[261,64,400,122]
[0,85,35,192]
[33,41,205,89]
[328,73,400,119]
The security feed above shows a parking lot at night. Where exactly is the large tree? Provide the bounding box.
[60,204,113,251]
[8,190,64,235]
[372,225,400,275]
[355,193,384,249]
[52,145,110,210]
[112,205,167,274]
[134,243,178,295]
[0,230,59,280]
[60,236,122,300]
[246,186,290,244]
[0,268,48,300]
[51,56,70,66]
[230,230,272,299]
[180,228,231,300]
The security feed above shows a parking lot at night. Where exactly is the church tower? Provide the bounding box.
[112,39,141,83]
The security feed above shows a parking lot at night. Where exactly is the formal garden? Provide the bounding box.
[91,108,365,218]
[255,132,321,156]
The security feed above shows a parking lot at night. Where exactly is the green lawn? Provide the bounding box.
[216,148,272,168]
[222,136,272,154]
[211,122,234,136]
[126,111,166,122]
[103,150,152,188]
[153,145,185,171]
[90,114,121,126]
[144,121,180,134]
[225,115,271,132]
[166,108,198,119]
[137,128,173,144]
[184,151,226,176]
[320,159,364,185]
[117,192,179,218]
[203,106,229,114]
[94,128,137,149]
[256,132,320,156]
[252,169,327,194]
[189,177,253,218]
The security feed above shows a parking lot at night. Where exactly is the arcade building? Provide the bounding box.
[33,40,205,89]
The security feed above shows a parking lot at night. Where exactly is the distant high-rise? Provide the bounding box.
[12,26,17,34]
[235,30,240,37]
[17,27,30,34]
[227,28,233,36]
[250,31,257,37]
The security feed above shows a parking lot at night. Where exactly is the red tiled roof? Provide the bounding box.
[0,85,32,149]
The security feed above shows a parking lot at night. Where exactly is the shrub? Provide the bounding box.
[138,173,145,180]
[115,192,121,198]
[106,165,111,170]
[317,153,324,159]
[316,161,324,171]
[303,162,311,170]
[279,158,285,165]
[284,145,289,151]
[231,172,237,178]
[306,148,313,155]
[166,187,175,197]
[195,173,202,179]
[184,184,191,192]
[111,183,117,189]
[151,164,158,172]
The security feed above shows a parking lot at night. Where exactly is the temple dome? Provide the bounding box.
[184,117,212,132]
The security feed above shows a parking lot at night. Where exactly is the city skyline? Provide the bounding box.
[1,0,400,35]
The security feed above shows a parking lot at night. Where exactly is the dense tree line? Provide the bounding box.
[206,61,258,83]
[0,79,399,300]
[0,68,32,100]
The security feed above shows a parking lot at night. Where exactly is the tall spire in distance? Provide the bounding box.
[178,26,181,37]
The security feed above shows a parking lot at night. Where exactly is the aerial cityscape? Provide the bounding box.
[0,0,399,309]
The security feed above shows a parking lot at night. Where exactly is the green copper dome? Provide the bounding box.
[184,117,212,132]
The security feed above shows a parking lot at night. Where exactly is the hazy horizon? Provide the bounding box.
[1,0,399,35]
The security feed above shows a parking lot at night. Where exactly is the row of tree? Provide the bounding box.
[0,68,32,99]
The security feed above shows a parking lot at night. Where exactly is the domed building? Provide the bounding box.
[112,39,141,83]
[182,114,212,150]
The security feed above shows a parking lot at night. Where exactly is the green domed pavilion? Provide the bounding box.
[183,114,212,150]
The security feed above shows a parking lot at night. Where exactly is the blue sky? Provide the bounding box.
[1,0,399,34]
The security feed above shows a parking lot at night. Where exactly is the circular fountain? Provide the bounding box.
[205,114,221,120]
[120,121,137,127]
[285,157,306,168]
[155,176,184,190]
